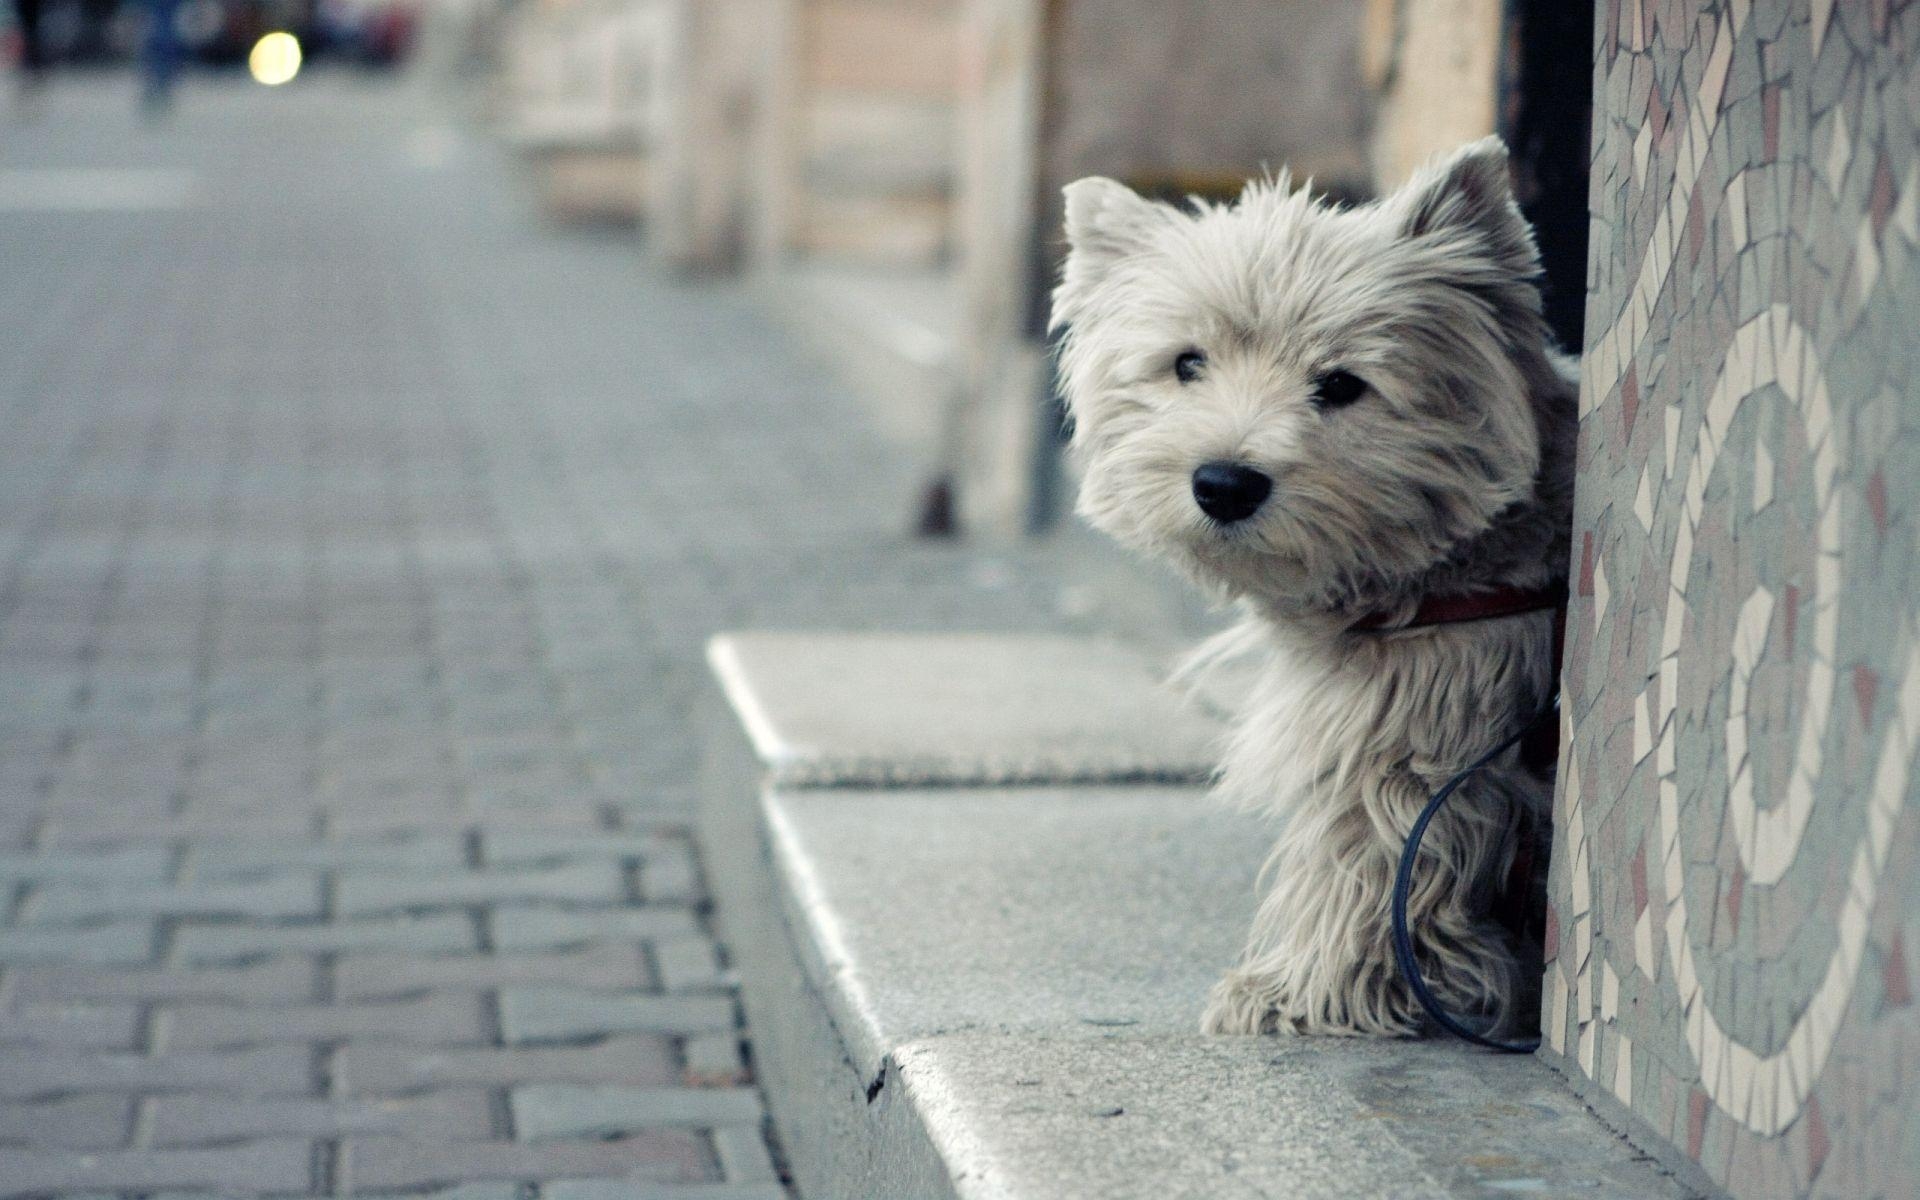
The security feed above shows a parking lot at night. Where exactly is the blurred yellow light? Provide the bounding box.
[249,32,302,86]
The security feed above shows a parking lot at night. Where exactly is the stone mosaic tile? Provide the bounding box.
[1542,3,1920,1195]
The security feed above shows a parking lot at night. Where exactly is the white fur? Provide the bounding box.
[1052,138,1578,1037]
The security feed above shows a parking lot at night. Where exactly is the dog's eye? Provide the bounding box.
[1311,370,1367,408]
[1173,350,1206,384]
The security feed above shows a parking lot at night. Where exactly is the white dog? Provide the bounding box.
[1051,138,1576,1038]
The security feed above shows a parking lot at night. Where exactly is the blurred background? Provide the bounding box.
[474,0,1586,538]
[0,4,1591,1194]
[0,0,1587,544]
[3,0,414,74]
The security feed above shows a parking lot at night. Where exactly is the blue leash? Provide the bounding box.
[1388,697,1557,1054]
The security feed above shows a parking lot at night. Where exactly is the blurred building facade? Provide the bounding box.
[490,1,1601,536]
[496,0,1386,534]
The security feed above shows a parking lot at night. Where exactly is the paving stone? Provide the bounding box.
[335,945,652,1000]
[162,991,488,1050]
[0,922,154,965]
[335,861,624,916]
[0,1137,314,1195]
[148,1088,494,1147]
[0,1094,134,1149]
[0,846,172,885]
[0,1001,143,1049]
[511,1085,763,1140]
[499,988,738,1044]
[174,913,477,964]
[543,1186,788,1200]
[653,938,728,992]
[0,819,36,855]
[0,1045,313,1100]
[341,1133,713,1189]
[712,1126,781,1184]
[189,834,467,877]
[6,957,315,1004]
[479,829,667,866]
[640,843,703,905]
[326,807,601,838]
[353,1186,521,1200]
[680,1035,751,1088]
[489,907,702,953]
[41,812,315,846]
[311,791,468,832]
[24,874,322,925]
[337,1035,682,1093]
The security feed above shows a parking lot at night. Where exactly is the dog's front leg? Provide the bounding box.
[1201,762,1526,1038]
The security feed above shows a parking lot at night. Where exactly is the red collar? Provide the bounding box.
[1347,583,1568,633]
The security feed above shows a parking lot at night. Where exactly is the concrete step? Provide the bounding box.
[707,631,1221,788]
[699,633,1701,1199]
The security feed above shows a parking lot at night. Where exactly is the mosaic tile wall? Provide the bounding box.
[1541,1,1920,1196]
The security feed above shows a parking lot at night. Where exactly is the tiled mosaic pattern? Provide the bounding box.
[1543,1,1920,1196]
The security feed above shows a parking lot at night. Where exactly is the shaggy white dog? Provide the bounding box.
[1051,138,1576,1038]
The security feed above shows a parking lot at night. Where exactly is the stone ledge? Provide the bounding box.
[886,1031,1676,1200]
[762,786,1263,1083]
[699,632,1699,1199]
[706,632,1221,789]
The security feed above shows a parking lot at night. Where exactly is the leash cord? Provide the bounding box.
[1389,697,1557,1054]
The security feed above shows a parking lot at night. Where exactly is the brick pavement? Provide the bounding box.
[0,72,1199,1199]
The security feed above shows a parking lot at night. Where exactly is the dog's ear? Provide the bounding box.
[1052,177,1164,330]
[1387,137,1537,275]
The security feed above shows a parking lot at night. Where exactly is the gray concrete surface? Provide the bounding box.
[0,71,1203,1198]
[702,638,1709,1200]
[709,633,1223,787]
[889,1031,1689,1200]
[762,786,1266,1080]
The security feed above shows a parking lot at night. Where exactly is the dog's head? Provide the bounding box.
[1051,138,1555,612]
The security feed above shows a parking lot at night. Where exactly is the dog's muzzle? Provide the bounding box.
[1191,461,1271,524]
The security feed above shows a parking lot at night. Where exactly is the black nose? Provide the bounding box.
[1191,462,1272,524]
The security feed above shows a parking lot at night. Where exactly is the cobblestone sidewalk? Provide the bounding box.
[0,74,1206,1199]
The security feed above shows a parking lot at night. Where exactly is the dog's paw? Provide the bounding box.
[1201,968,1425,1038]
[1200,972,1296,1036]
